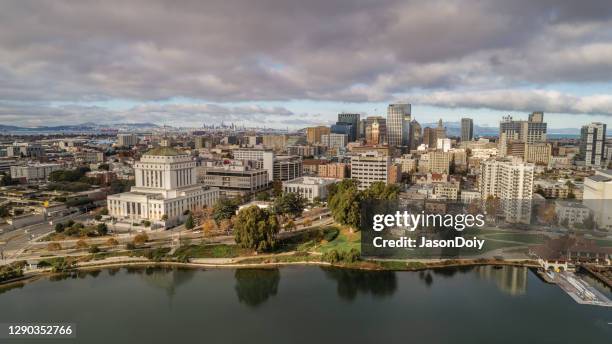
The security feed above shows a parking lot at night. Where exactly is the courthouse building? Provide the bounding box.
[107,147,219,228]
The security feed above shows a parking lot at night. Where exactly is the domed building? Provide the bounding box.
[107,147,219,229]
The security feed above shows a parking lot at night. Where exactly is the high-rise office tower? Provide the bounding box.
[365,116,387,145]
[337,113,360,142]
[461,118,474,141]
[306,126,330,144]
[408,119,422,150]
[580,122,607,167]
[386,103,411,147]
[423,127,436,148]
[435,119,446,141]
[499,113,547,157]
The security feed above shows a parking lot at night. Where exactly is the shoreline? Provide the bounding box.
[1,257,542,289]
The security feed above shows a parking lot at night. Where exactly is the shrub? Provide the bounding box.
[322,250,341,264]
[106,238,119,246]
[88,245,101,254]
[54,223,65,233]
[344,248,360,263]
[47,242,62,251]
[76,239,89,249]
[133,233,149,246]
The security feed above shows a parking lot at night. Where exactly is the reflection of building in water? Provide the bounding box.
[477,266,527,296]
[139,267,196,297]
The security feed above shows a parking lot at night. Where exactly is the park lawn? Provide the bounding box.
[173,244,253,258]
[593,239,612,247]
[481,232,547,244]
[316,227,361,254]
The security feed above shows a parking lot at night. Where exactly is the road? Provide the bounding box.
[0,211,93,260]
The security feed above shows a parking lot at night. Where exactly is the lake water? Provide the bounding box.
[0,266,610,343]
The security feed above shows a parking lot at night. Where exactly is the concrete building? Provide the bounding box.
[555,200,591,228]
[306,126,330,144]
[116,133,138,147]
[525,143,551,165]
[273,156,303,181]
[198,163,269,197]
[461,118,474,142]
[107,147,219,227]
[287,145,323,157]
[350,151,391,190]
[10,163,62,182]
[480,157,535,224]
[499,114,547,156]
[318,163,348,179]
[436,138,451,152]
[583,169,612,230]
[282,176,338,202]
[262,135,288,151]
[386,103,411,147]
[321,133,348,150]
[579,122,607,167]
[75,150,104,163]
[232,149,275,182]
[195,136,215,149]
[6,143,44,158]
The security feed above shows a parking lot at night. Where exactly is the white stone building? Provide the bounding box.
[107,147,219,228]
[282,176,338,202]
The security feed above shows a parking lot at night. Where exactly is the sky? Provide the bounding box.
[1,0,612,129]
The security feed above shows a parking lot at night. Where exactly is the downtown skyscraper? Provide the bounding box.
[580,122,607,167]
[461,118,474,141]
[386,103,411,147]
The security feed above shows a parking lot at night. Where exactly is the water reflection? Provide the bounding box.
[139,267,197,297]
[321,268,397,301]
[234,268,280,307]
[475,266,527,296]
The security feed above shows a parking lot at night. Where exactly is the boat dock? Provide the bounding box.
[541,270,612,307]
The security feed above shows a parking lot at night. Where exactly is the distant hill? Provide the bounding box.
[0,122,159,132]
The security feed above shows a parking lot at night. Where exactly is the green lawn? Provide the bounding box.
[481,232,547,244]
[173,244,253,258]
[315,228,361,254]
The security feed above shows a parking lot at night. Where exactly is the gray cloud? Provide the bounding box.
[0,0,612,122]
[0,101,299,127]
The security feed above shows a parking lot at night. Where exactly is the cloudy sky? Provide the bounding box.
[1,0,612,129]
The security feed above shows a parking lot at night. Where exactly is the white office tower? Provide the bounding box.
[580,122,607,167]
[583,169,612,230]
[387,103,411,147]
[436,138,451,152]
[480,157,535,224]
[350,151,391,190]
[107,147,219,228]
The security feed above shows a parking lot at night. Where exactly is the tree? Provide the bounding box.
[54,223,65,233]
[273,192,305,217]
[284,219,295,231]
[485,196,501,222]
[234,206,279,252]
[161,214,168,221]
[327,179,362,229]
[255,192,270,201]
[213,198,239,223]
[100,207,109,215]
[96,223,108,236]
[185,214,195,230]
[362,181,400,200]
[272,180,283,197]
[98,163,110,171]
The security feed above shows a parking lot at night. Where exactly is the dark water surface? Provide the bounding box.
[0,266,610,344]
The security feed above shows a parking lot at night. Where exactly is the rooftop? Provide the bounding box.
[143,147,182,156]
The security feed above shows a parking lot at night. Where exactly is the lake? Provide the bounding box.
[0,266,610,343]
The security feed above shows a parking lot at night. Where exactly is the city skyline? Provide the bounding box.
[0,1,611,129]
